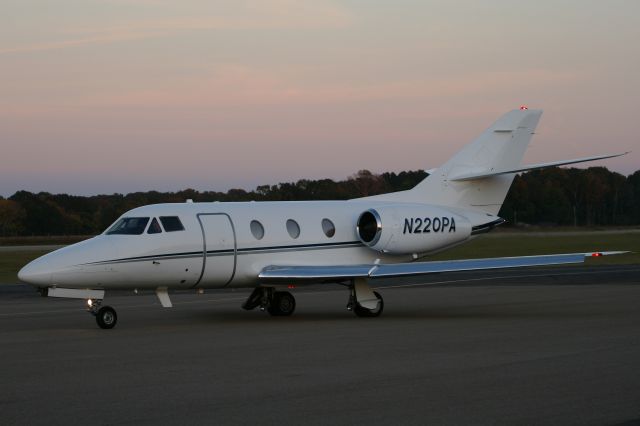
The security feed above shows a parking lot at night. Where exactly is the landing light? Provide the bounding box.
[87,299,93,307]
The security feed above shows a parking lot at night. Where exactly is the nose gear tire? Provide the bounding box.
[96,306,118,329]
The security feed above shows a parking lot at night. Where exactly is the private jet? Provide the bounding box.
[18,108,627,328]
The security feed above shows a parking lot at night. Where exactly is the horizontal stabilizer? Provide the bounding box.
[259,251,628,282]
[449,152,629,181]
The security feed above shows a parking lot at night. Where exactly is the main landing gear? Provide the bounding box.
[242,287,296,316]
[347,278,384,317]
[348,290,384,317]
[88,299,118,329]
[242,279,384,318]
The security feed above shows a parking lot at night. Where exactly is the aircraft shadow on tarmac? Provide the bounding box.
[183,303,597,324]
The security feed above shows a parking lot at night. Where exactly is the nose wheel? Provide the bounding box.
[95,306,117,329]
[88,299,118,329]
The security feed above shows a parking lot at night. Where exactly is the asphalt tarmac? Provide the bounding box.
[2,265,640,426]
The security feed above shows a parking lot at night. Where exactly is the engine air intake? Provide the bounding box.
[357,209,382,245]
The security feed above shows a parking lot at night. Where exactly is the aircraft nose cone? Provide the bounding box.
[18,237,117,289]
[18,259,52,286]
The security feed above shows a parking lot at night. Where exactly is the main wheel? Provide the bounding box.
[353,291,384,317]
[267,291,296,316]
[96,306,118,329]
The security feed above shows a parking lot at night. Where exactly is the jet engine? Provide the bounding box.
[356,205,472,255]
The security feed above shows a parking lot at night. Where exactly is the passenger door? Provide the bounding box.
[196,213,236,287]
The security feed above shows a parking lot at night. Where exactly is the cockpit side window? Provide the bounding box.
[147,218,162,234]
[106,217,150,235]
[160,216,185,232]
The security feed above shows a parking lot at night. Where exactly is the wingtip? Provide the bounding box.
[584,251,629,258]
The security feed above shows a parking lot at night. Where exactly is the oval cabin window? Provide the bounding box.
[321,218,335,238]
[286,219,300,239]
[250,220,265,240]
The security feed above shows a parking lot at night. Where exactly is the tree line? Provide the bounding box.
[0,167,638,236]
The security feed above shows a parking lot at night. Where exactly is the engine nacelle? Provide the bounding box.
[356,205,472,255]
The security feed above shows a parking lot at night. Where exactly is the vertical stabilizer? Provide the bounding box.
[368,109,542,215]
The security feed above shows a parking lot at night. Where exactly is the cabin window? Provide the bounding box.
[106,217,150,235]
[147,218,162,234]
[286,219,300,239]
[321,218,335,238]
[250,220,265,240]
[160,216,185,232]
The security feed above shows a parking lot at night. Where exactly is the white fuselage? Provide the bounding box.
[18,199,487,290]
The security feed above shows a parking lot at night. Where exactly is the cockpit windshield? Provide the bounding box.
[106,217,150,235]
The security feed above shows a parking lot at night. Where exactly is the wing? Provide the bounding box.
[258,251,627,284]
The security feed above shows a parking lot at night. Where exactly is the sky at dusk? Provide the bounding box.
[2,0,639,196]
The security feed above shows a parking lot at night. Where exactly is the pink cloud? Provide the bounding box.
[1,1,350,55]
[69,66,584,109]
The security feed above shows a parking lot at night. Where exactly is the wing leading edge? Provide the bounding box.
[258,252,627,283]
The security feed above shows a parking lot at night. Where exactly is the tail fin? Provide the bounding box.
[369,109,543,215]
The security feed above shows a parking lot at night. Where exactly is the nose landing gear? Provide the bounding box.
[88,299,118,329]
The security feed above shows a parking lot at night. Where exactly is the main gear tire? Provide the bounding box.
[353,291,384,318]
[267,291,296,316]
